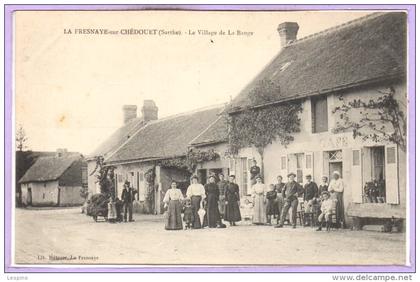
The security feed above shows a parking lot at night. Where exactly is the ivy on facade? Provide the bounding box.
[158,148,220,173]
[227,79,302,174]
[332,86,406,152]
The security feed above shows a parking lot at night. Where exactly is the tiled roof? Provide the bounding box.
[230,12,406,110]
[19,154,82,183]
[106,106,223,163]
[90,118,146,158]
[190,116,228,146]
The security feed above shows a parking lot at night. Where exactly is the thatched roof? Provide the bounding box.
[106,106,223,164]
[190,116,228,146]
[19,154,82,183]
[230,12,406,110]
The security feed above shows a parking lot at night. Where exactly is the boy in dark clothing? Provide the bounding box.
[183,198,194,230]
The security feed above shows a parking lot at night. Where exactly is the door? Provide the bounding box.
[57,187,61,206]
[329,162,343,181]
[27,188,32,206]
[197,169,207,185]
[137,171,146,201]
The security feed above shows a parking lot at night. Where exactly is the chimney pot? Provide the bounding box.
[141,100,158,122]
[56,148,68,157]
[277,22,299,48]
[122,105,137,124]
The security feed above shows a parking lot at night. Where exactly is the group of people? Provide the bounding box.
[250,169,345,231]
[163,173,242,230]
[163,167,345,231]
[107,181,137,223]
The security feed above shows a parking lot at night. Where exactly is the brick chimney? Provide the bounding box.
[56,148,68,157]
[277,22,299,48]
[141,100,158,122]
[122,105,137,124]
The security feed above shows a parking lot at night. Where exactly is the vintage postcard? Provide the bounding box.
[4,4,415,273]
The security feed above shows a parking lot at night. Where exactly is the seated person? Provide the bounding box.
[316,191,336,231]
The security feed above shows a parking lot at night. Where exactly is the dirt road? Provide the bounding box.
[14,207,406,266]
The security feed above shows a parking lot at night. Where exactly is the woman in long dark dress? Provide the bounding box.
[204,175,220,228]
[224,175,241,226]
[163,181,183,230]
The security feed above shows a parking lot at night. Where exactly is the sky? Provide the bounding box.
[14,10,373,155]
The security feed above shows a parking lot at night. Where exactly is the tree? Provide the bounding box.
[332,86,406,152]
[89,156,116,196]
[16,124,28,151]
[228,79,302,175]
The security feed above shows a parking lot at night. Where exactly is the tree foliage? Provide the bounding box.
[89,156,116,196]
[16,124,28,151]
[332,86,406,151]
[228,79,302,156]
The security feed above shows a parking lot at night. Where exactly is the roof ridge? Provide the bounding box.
[286,12,385,47]
[147,103,225,125]
[189,115,223,145]
[104,121,151,162]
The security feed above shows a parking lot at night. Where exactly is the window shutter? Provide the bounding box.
[385,145,399,204]
[303,152,314,180]
[280,155,288,180]
[351,149,363,203]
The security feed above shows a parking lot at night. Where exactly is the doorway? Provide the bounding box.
[327,150,343,180]
[27,187,32,206]
[57,187,61,206]
[197,169,207,185]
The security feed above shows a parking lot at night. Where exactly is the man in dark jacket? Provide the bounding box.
[275,172,302,229]
[121,181,137,222]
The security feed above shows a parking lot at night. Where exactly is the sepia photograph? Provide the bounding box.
[4,4,414,273]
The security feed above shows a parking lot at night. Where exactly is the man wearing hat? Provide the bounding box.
[275,172,302,228]
[328,171,345,228]
[121,180,137,222]
[303,174,318,226]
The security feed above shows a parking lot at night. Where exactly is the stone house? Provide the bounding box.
[87,100,223,214]
[227,12,407,226]
[19,151,87,206]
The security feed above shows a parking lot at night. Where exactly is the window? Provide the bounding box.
[241,158,248,195]
[328,150,342,162]
[296,153,304,183]
[305,154,312,169]
[281,156,287,170]
[311,96,328,133]
[363,146,386,203]
[372,147,385,181]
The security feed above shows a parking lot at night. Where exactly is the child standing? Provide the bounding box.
[266,184,279,225]
[316,191,335,231]
[183,198,194,230]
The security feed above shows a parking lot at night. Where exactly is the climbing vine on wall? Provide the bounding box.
[227,79,302,174]
[332,86,406,152]
[158,148,220,173]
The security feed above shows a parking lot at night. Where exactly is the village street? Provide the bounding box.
[14,207,406,266]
